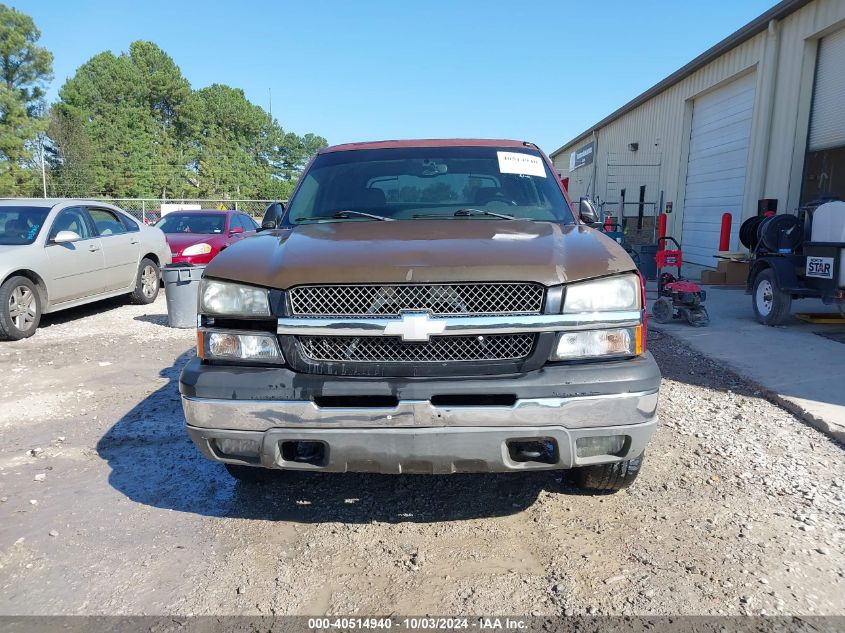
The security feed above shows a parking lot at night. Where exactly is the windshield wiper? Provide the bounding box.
[295,210,393,223]
[453,208,516,220]
[332,210,393,221]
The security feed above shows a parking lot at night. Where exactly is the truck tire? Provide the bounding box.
[224,463,280,483]
[752,268,791,326]
[0,276,42,341]
[130,258,160,305]
[571,453,644,492]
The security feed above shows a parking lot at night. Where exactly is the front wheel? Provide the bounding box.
[130,258,160,304]
[752,269,791,326]
[571,453,644,492]
[0,276,42,341]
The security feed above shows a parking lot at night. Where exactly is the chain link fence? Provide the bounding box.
[99,198,278,223]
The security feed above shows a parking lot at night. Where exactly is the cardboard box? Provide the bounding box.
[700,270,726,285]
[722,261,749,285]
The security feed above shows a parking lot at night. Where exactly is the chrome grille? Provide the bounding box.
[298,334,535,363]
[288,283,544,317]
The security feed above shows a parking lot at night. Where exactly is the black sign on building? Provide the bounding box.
[569,141,595,171]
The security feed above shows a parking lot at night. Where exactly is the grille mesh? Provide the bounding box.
[298,334,535,363]
[289,283,544,317]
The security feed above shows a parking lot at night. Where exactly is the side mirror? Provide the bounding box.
[229,226,244,235]
[578,199,601,227]
[53,230,82,244]
[260,201,285,230]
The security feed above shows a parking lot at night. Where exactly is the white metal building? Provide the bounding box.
[551,0,845,268]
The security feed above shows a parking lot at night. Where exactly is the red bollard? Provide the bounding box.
[719,213,732,251]
[657,213,667,240]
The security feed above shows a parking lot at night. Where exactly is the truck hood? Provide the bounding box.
[204,219,636,288]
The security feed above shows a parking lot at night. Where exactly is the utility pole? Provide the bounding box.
[40,136,47,198]
[269,88,272,120]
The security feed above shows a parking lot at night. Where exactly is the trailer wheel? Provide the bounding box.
[752,269,791,326]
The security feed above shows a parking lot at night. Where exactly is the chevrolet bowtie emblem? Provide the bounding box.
[383,312,447,342]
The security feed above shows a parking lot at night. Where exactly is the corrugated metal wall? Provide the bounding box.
[553,0,845,262]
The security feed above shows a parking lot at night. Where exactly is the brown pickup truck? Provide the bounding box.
[179,139,660,492]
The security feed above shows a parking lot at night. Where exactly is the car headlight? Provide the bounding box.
[199,330,283,363]
[199,279,270,316]
[563,274,641,313]
[182,242,212,256]
[551,274,644,361]
[551,327,642,361]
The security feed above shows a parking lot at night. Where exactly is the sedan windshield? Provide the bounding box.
[285,146,575,224]
[0,207,50,245]
[156,213,226,234]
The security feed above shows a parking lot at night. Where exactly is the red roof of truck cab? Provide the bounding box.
[320,139,538,153]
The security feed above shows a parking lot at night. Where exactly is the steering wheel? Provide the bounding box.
[485,192,519,206]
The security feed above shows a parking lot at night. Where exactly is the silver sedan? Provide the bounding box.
[0,199,172,340]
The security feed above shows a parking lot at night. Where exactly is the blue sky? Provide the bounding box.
[15,0,774,154]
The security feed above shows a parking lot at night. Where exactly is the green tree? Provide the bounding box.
[54,40,326,199]
[183,84,272,198]
[45,107,96,196]
[54,42,190,197]
[274,131,327,181]
[0,3,53,195]
[183,84,326,199]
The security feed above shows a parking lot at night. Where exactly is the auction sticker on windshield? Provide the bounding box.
[497,151,546,177]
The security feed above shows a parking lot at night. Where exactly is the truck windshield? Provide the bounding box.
[0,206,50,245]
[285,146,575,224]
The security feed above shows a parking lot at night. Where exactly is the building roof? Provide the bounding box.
[550,0,811,159]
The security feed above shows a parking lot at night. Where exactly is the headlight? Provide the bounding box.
[199,279,270,316]
[182,242,212,256]
[563,274,640,313]
[551,326,642,361]
[200,330,283,362]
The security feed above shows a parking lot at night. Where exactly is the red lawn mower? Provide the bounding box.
[652,236,710,327]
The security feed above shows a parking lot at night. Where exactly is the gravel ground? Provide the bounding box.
[0,294,842,616]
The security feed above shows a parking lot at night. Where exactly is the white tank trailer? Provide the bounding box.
[744,200,845,325]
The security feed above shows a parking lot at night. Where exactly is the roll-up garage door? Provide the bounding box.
[808,27,845,152]
[682,73,756,267]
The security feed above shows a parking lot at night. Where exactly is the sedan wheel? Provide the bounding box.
[130,258,160,305]
[0,276,42,340]
[9,285,37,332]
[141,265,158,299]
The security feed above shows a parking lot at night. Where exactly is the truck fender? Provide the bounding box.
[748,258,798,293]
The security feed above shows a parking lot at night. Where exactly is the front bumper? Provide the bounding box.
[186,418,657,474]
[180,353,660,474]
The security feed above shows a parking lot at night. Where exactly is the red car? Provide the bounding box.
[155,210,259,264]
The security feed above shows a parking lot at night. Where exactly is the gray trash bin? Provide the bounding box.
[163,263,206,328]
